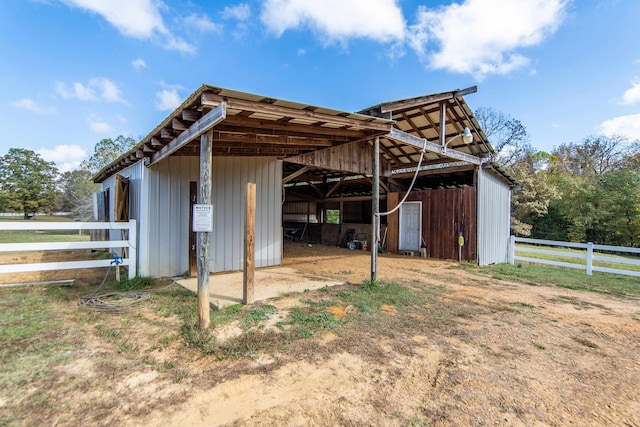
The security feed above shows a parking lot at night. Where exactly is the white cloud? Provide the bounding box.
[182,13,222,33]
[620,81,640,105]
[407,0,568,78]
[155,88,181,111]
[58,0,195,53]
[36,145,87,173]
[600,113,640,141]
[11,98,55,114]
[260,0,405,43]
[56,78,127,104]
[132,58,147,70]
[87,114,112,133]
[222,4,251,21]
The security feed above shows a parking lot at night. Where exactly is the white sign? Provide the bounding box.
[193,204,213,232]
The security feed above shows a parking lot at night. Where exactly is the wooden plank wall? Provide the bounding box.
[386,188,477,261]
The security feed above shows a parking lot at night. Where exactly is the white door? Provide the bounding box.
[399,202,422,251]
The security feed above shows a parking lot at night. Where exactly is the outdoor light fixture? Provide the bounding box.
[443,127,473,151]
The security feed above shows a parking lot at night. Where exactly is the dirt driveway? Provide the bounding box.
[134,243,640,426]
[4,243,640,426]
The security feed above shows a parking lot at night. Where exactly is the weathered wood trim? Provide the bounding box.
[381,86,477,113]
[150,103,226,167]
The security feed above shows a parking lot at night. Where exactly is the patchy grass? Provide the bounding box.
[460,262,640,296]
[6,258,636,426]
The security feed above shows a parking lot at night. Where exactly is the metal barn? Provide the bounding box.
[94,84,515,278]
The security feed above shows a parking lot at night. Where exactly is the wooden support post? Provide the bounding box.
[197,130,212,331]
[371,136,380,283]
[243,182,256,304]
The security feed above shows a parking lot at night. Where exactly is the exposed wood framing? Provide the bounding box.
[282,166,311,184]
[150,103,226,166]
[380,86,477,113]
[201,92,391,132]
[285,140,389,176]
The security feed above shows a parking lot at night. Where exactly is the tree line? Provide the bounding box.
[477,108,640,248]
[0,136,135,219]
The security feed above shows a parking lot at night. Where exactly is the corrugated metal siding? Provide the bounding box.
[145,156,282,277]
[100,161,149,276]
[212,157,282,272]
[477,168,511,266]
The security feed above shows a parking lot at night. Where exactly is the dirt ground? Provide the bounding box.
[4,243,640,426]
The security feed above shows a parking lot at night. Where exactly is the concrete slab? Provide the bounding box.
[175,267,345,308]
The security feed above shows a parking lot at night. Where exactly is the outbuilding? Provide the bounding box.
[94,84,515,278]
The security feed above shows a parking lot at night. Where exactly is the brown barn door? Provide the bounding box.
[189,181,197,276]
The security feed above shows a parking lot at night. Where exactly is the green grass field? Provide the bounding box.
[0,215,90,244]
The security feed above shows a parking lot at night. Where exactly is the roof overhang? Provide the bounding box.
[93,84,394,183]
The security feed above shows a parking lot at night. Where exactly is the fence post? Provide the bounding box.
[508,235,515,265]
[128,219,137,279]
[586,241,593,276]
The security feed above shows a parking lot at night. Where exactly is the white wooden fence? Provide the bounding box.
[509,236,640,278]
[0,220,137,279]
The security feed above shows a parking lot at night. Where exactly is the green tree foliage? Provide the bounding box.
[509,151,560,236]
[536,136,640,246]
[0,148,59,217]
[81,135,136,174]
[476,107,558,236]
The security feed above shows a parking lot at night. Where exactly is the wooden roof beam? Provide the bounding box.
[380,86,477,113]
[172,118,188,131]
[283,166,311,184]
[182,109,201,122]
[387,128,486,166]
[149,103,226,166]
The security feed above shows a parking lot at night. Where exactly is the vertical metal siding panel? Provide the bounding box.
[478,169,511,265]
[274,160,283,266]
[212,157,222,272]
[225,158,234,271]
[115,161,146,276]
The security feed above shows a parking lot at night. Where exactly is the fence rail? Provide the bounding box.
[509,236,640,278]
[0,220,137,279]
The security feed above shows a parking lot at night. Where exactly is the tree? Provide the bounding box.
[509,150,560,236]
[475,106,531,167]
[0,148,59,217]
[61,135,136,220]
[551,135,629,176]
[58,169,98,220]
[535,136,640,246]
[81,135,136,174]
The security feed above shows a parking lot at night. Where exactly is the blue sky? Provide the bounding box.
[1,0,639,172]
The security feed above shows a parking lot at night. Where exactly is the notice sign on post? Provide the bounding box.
[193,204,213,232]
